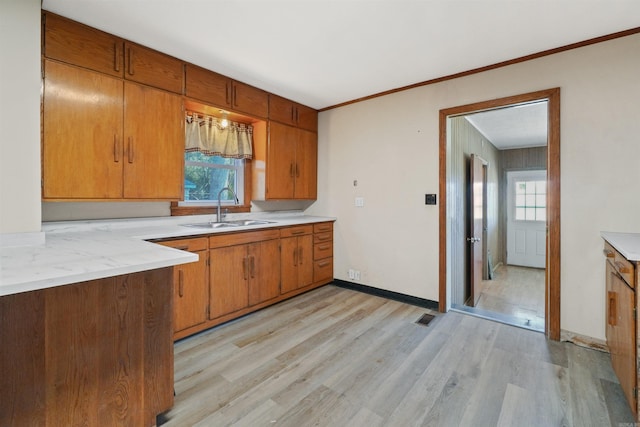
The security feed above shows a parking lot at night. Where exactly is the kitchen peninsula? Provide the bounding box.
[0,213,334,426]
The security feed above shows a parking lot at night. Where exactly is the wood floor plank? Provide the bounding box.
[161,285,634,427]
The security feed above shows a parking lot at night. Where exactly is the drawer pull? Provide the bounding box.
[291,230,305,235]
[608,291,617,326]
[316,235,331,241]
[603,249,614,258]
[614,261,630,274]
[317,260,331,267]
[174,245,189,251]
[317,244,331,250]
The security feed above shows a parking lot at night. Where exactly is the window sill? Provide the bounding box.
[170,202,251,216]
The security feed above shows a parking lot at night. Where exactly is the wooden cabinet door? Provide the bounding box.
[185,64,231,108]
[248,239,281,306]
[124,42,184,93]
[269,94,297,127]
[294,128,318,199]
[280,236,299,294]
[210,245,249,318]
[296,103,318,132]
[123,82,183,200]
[607,261,637,415]
[44,12,123,77]
[267,122,296,199]
[232,82,268,118]
[43,60,124,199]
[173,250,209,333]
[297,234,314,288]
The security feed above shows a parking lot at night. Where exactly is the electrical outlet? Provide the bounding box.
[348,269,355,280]
[354,270,361,281]
[355,197,364,207]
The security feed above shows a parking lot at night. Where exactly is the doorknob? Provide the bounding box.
[467,237,480,243]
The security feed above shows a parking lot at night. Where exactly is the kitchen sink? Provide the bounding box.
[181,219,275,229]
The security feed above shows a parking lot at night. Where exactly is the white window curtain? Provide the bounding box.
[185,113,253,159]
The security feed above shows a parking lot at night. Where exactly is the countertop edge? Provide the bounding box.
[601,231,640,262]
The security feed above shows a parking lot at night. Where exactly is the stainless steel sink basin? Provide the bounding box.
[181,219,275,229]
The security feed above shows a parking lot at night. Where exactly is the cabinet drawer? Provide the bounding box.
[157,237,208,252]
[313,258,333,283]
[604,242,636,288]
[313,222,333,234]
[280,225,313,238]
[314,242,333,260]
[314,232,332,244]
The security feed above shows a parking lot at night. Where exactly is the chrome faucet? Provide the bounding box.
[217,187,238,223]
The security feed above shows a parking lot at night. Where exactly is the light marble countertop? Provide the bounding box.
[601,231,640,261]
[0,211,336,297]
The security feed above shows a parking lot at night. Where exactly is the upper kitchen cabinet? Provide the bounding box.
[42,60,183,200]
[268,94,318,132]
[124,42,184,94]
[43,12,184,94]
[253,122,317,200]
[43,12,124,78]
[185,64,268,118]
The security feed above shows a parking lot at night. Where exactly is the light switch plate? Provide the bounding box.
[355,197,365,207]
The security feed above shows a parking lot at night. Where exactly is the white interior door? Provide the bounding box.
[506,170,546,269]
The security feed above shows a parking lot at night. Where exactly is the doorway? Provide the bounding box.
[438,88,561,340]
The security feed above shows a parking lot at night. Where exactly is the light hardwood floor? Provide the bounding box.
[162,285,633,426]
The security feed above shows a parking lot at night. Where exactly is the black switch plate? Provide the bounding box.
[425,194,437,205]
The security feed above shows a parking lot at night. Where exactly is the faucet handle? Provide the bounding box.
[222,208,229,220]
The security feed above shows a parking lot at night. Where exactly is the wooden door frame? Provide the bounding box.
[438,88,561,340]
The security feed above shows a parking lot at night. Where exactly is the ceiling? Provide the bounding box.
[465,101,548,149]
[41,1,640,111]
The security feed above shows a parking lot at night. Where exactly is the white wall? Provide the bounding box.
[307,34,640,341]
[0,0,41,234]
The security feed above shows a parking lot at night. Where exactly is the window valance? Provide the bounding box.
[185,113,253,159]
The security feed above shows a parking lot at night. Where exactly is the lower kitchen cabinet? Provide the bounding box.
[281,225,314,294]
[158,237,209,337]
[603,238,639,419]
[155,221,335,341]
[313,222,334,283]
[209,230,280,319]
[0,269,174,426]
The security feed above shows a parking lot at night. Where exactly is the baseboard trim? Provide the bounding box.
[561,329,609,353]
[333,279,439,310]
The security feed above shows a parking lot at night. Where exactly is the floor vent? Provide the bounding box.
[416,313,435,326]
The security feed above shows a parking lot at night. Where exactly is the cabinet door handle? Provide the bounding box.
[250,255,255,278]
[113,135,120,162]
[608,291,617,326]
[178,270,184,298]
[114,43,120,72]
[127,137,134,163]
[289,163,294,178]
[295,107,299,123]
[225,83,231,105]
[233,85,238,107]
[127,47,134,75]
[242,257,248,280]
[603,249,614,258]
[298,247,303,265]
[295,163,300,178]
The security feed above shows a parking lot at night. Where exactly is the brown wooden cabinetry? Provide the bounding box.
[124,42,184,93]
[280,225,314,294]
[157,238,209,337]
[44,12,124,77]
[42,60,183,200]
[0,269,174,426]
[269,94,318,132]
[209,230,280,319]
[313,222,334,283]
[604,240,639,419]
[254,122,317,200]
[185,64,268,118]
